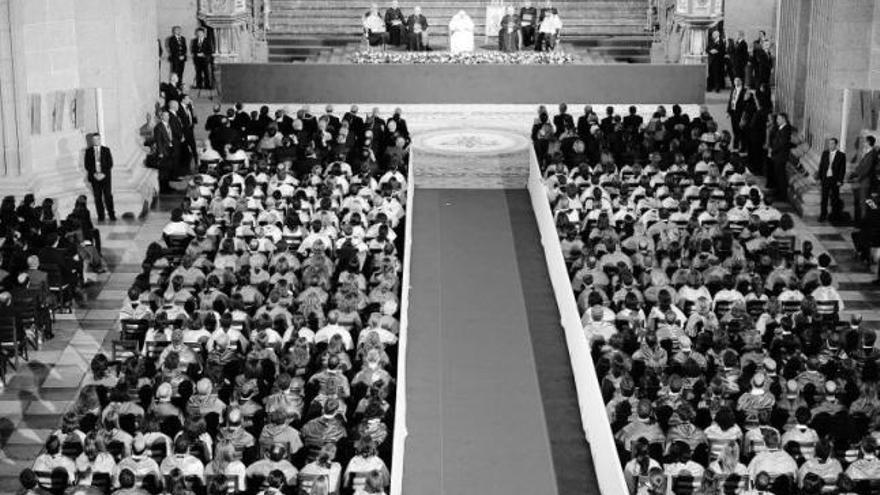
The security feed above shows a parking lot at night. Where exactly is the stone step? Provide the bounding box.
[269,23,646,36]
[272,8,645,18]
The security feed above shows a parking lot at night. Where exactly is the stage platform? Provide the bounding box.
[218,62,705,104]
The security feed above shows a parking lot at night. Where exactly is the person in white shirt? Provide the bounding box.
[363,4,389,49]
[536,8,562,51]
[314,310,354,350]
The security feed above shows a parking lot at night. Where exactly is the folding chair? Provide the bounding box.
[0,315,25,370]
[163,234,192,266]
[670,475,702,495]
[815,300,839,322]
[111,340,139,364]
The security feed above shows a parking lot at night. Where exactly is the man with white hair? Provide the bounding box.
[406,6,428,51]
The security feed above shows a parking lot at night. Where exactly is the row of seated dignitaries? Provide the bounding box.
[533,104,880,494]
[362,0,562,51]
[25,103,409,495]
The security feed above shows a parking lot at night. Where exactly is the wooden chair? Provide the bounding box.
[854,478,880,495]
[714,473,748,494]
[773,235,796,259]
[746,299,767,318]
[815,300,839,321]
[145,340,170,360]
[714,299,733,317]
[670,474,703,495]
[111,340,139,364]
[346,471,368,494]
[120,319,149,346]
[781,299,802,315]
[0,315,25,370]
[298,473,330,495]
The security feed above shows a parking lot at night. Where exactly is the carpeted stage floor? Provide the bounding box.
[403,188,599,494]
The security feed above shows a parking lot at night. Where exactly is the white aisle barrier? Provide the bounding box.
[526,148,629,495]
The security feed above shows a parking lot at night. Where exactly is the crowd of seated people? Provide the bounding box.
[0,194,107,359]
[23,103,409,495]
[532,103,880,494]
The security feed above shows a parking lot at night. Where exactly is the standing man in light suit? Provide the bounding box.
[84,134,116,221]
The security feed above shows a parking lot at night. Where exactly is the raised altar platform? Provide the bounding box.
[218,62,706,104]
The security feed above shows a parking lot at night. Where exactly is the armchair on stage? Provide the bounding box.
[449,11,475,53]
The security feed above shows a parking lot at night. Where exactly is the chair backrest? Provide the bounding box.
[0,315,17,342]
[120,319,149,341]
[714,300,733,316]
[715,473,748,494]
[111,340,138,363]
[298,473,330,495]
[746,299,767,317]
[671,474,702,495]
[815,300,839,316]
[347,471,368,493]
[781,300,801,314]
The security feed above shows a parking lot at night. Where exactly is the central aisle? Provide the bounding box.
[402,188,598,494]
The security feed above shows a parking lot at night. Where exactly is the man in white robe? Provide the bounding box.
[448,10,475,53]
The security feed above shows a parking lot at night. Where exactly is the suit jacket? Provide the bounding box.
[153,122,176,157]
[390,115,409,138]
[707,36,725,61]
[191,37,213,61]
[84,146,113,182]
[576,114,593,139]
[325,115,342,135]
[732,39,749,70]
[817,149,846,182]
[38,245,74,283]
[553,113,574,136]
[384,8,405,29]
[853,147,878,185]
[177,104,196,131]
[770,124,792,158]
[168,35,187,62]
[343,113,364,137]
[406,14,427,33]
[727,86,745,116]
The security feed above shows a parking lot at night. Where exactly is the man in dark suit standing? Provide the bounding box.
[154,110,178,193]
[815,138,846,222]
[324,105,342,136]
[519,0,538,48]
[84,133,115,221]
[849,135,878,223]
[167,26,187,82]
[166,100,188,178]
[576,105,594,140]
[553,103,574,138]
[769,113,793,200]
[343,105,365,138]
[190,28,213,90]
[178,95,198,167]
[727,77,746,150]
[707,29,726,92]
[731,30,749,84]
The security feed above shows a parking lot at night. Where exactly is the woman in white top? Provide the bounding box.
[204,440,247,490]
[344,439,390,493]
[707,441,748,493]
[300,444,343,494]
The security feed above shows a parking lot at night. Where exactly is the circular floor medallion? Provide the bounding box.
[414,128,530,156]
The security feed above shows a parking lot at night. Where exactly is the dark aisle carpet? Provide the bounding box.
[402,188,597,494]
[504,189,600,494]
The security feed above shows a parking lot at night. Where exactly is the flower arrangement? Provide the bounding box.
[350,50,578,65]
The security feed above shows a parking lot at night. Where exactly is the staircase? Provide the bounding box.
[267,0,652,63]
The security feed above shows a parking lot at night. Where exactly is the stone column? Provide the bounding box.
[674,0,724,64]
[0,0,29,177]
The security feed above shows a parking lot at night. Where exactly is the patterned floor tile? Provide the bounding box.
[5,429,53,445]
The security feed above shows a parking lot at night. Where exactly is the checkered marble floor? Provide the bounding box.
[0,199,172,491]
